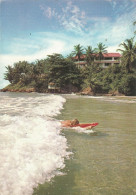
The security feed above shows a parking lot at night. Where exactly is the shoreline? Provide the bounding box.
[1,80,135,96]
[0,88,132,97]
[0,84,126,96]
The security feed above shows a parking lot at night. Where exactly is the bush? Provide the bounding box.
[118,74,136,95]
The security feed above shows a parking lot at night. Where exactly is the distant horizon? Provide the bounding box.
[0,0,136,88]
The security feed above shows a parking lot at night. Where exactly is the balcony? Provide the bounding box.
[94,60,120,64]
[74,61,86,64]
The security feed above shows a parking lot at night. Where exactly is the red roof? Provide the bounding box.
[73,53,121,59]
[102,53,121,57]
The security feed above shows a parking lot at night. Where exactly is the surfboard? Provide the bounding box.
[71,123,98,128]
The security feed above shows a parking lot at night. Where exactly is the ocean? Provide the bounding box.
[0,92,136,195]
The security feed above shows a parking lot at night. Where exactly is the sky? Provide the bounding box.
[0,0,136,88]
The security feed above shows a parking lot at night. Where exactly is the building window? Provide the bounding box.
[104,57,112,60]
[105,63,111,66]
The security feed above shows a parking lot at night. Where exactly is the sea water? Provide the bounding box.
[0,92,69,195]
[1,93,136,195]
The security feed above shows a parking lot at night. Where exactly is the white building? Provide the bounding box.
[74,53,121,68]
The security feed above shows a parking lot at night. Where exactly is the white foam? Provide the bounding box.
[0,94,69,195]
[66,126,95,134]
[74,127,95,134]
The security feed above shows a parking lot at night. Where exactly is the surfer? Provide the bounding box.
[60,119,98,129]
[60,119,79,127]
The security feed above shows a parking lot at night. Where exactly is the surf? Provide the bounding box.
[0,93,69,195]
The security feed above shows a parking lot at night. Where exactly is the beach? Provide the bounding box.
[0,92,136,195]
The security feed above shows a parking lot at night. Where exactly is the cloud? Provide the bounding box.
[39,0,135,36]
[0,59,10,89]
[107,45,121,52]
[87,1,136,45]
[40,5,57,19]
[59,1,87,34]
[88,16,109,22]
[40,1,87,34]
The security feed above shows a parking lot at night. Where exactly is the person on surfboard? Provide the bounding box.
[61,119,79,127]
[60,119,97,129]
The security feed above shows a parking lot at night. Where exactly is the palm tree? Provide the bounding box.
[72,44,84,61]
[94,42,107,60]
[117,38,136,72]
[85,46,94,64]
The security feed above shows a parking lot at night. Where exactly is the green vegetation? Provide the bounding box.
[3,37,136,96]
[84,64,136,96]
[45,54,83,92]
[4,54,83,93]
[72,44,84,61]
[94,42,107,60]
[117,38,136,73]
[85,46,94,64]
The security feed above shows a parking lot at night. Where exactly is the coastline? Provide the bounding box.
[0,85,126,96]
[0,89,125,96]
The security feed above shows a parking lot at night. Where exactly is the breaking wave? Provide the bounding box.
[0,93,69,195]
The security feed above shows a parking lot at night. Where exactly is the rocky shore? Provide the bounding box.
[77,87,125,96]
[0,87,35,93]
[0,85,125,96]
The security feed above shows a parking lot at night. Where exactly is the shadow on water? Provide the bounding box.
[33,159,81,195]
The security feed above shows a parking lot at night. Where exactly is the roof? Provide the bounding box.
[73,53,121,59]
[102,53,122,57]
